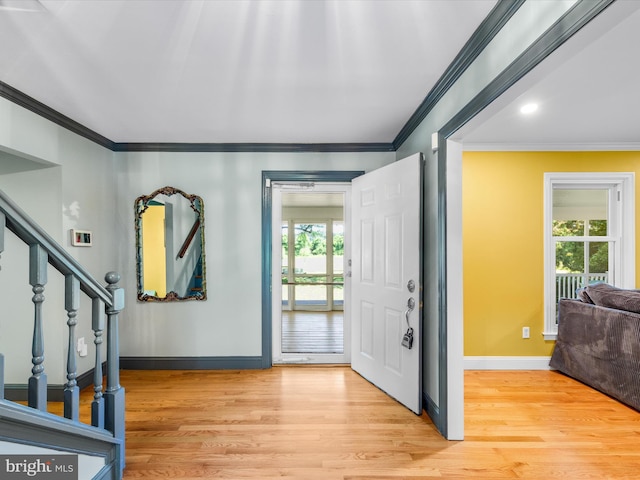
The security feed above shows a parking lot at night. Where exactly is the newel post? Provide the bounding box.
[103,271,125,469]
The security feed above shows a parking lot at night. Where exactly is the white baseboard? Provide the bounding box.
[464,356,552,370]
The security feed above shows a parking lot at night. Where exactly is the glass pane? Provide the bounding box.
[332,221,344,310]
[553,188,608,236]
[555,241,585,303]
[281,222,288,269]
[294,284,327,307]
[553,220,584,237]
[296,275,327,284]
[589,219,607,236]
[293,223,327,276]
[333,221,344,275]
[333,283,344,308]
[589,241,608,274]
[281,222,289,308]
[555,241,584,274]
[291,223,329,309]
[555,240,611,304]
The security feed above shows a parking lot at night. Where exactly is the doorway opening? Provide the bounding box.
[272,183,351,364]
[261,160,424,416]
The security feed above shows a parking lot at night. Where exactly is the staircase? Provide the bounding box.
[187,255,204,297]
[0,189,125,480]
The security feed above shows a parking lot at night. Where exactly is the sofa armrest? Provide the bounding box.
[550,298,640,411]
[556,298,640,352]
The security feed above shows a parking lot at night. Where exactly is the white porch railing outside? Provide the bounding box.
[556,272,608,301]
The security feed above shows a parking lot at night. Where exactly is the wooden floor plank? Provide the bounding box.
[62,366,640,479]
[281,311,343,353]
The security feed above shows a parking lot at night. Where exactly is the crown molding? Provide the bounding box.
[1,0,612,155]
[0,80,115,150]
[112,142,394,153]
[393,0,526,149]
[0,80,394,153]
[463,142,640,152]
[0,2,524,155]
[0,79,395,153]
[442,0,616,139]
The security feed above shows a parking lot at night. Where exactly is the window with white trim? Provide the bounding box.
[544,173,635,339]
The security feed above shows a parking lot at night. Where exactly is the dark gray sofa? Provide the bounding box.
[549,283,640,411]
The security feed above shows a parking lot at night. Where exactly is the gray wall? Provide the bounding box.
[113,151,394,358]
[0,97,117,384]
[0,91,394,381]
[395,0,579,437]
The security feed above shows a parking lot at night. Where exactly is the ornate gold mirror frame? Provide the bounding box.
[135,186,206,302]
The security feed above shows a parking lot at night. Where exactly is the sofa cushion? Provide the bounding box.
[585,283,640,314]
[575,287,594,304]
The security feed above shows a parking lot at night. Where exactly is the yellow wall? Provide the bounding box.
[462,151,640,357]
[142,204,167,297]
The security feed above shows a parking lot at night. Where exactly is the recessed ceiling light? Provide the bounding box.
[520,103,539,115]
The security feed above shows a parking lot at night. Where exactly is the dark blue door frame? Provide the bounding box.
[261,171,364,368]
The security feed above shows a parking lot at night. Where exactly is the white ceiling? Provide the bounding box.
[0,0,497,144]
[455,0,640,149]
[1,0,638,149]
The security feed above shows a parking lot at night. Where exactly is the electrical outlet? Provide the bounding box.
[522,327,530,339]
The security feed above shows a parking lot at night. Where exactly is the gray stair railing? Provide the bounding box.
[0,188,125,476]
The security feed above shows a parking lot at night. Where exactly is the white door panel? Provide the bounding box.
[351,153,422,414]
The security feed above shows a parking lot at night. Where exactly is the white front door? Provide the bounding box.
[351,153,422,414]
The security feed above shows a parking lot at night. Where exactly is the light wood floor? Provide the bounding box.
[71,367,640,479]
[281,311,344,354]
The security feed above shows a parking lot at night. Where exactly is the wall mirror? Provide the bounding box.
[135,186,206,302]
